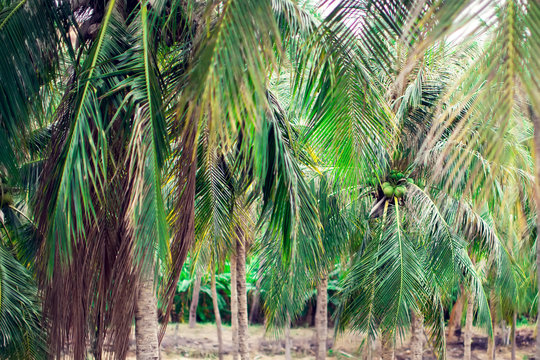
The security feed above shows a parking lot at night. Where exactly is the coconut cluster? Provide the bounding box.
[380,170,413,199]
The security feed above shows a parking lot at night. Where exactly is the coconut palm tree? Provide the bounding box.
[186,78,332,358]
[310,176,350,360]
[355,1,540,357]
[331,37,516,358]
[257,173,350,360]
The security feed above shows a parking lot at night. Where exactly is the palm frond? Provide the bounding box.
[35,0,124,272]
[293,14,393,185]
[256,91,321,261]
[0,0,65,172]
[121,3,170,268]
[0,244,46,359]
[174,0,281,151]
[191,136,235,265]
[336,202,425,343]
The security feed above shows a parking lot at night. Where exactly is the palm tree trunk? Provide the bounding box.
[315,274,328,360]
[447,290,464,343]
[487,290,496,360]
[189,270,202,328]
[410,311,423,360]
[230,252,239,358]
[236,238,250,360]
[285,312,292,360]
[532,108,540,360]
[135,270,160,360]
[362,336,373,360]
[211,265,224,360]
[511,310,517,360]
[464,292,474,360]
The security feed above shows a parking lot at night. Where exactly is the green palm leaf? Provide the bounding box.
[0,0,65,172]
[121,3,170,267]
[0,244,45,359]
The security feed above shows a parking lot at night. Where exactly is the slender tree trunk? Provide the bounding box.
[135,270,160,360]
[447,290,465,343]
[511,310,517,360]
[237,237,250,360]
[487,290,496,360]
[464,291,474,360]
[230,252,239,359]
[315,274,328,360]
[363,336,380,360]
[189,270,202,328]
[501,321,509,346]
[285,312,292,360]
[381,334,394,360]
[211,265,224,360]
[374,336,383,360]
[363,336,373,360]
[410,311,423,360]
[532,108,540,360]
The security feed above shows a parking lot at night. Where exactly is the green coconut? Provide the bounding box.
[382,181,391,189]
[383,185,395,198]
[394,186,406,198]
[407,178,414,184]
[396,172,404,179]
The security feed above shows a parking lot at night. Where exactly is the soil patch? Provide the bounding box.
[125,324,536,359]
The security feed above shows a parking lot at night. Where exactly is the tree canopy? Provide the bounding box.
[0,0,539,359]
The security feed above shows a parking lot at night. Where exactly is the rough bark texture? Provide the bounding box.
[230,252,239,358]
[189,271,202,328]
[464,292,474,360]
[237,238,250,360]
[533,108,540,360]
[410,311,423,360]
[315,275,328,360]
[447,290,464,343]
[211,266,224,360]
[511,310,517,360]
[381,335,394,360]
[135,271,160,360]
[285,313,292,360]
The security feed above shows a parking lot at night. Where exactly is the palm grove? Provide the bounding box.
[0,0,539,359]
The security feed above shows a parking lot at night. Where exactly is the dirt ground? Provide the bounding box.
[125,323,536,359]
